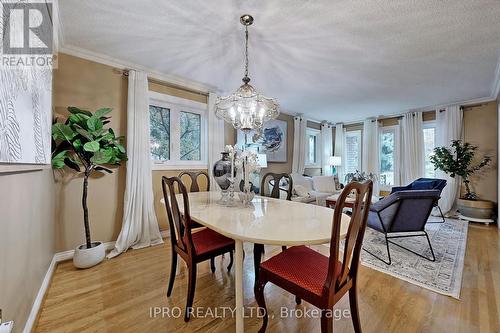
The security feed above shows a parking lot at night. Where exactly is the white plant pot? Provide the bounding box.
[73,241,105,269]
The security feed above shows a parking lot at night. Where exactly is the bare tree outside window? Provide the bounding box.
[180,111,201,161]
[150,105,170,160]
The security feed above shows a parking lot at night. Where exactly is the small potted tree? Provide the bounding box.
[431,140,492,220]
[52,107,127,268]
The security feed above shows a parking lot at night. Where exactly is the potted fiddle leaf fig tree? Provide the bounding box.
[430,140,492,220]
[52,107,127,268]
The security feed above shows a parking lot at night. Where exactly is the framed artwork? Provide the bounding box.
[237,119,287,162]
[0,67,52,170]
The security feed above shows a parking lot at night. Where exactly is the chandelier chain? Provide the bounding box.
[244,25,249,82]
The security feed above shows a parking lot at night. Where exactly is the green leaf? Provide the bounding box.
[87,116,103,132]
[95,166,113,174]
[116,143,126,153]
[64,157,81,172]
[83,141,100,152]
[95,108,112,119]
[74,125,93,140]
[68,106,93,117]
[52,123,76,141]
[91,148,113,164]
[52,150,68,169]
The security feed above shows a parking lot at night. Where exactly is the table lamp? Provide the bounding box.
[329,156,341,175]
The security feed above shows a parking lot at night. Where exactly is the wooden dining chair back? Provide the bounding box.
[260,172,293,201]
[161,176,235,322]
[178,170,210,192]
[254,180,373,333]
[326,180,373,299]
[162,176,194,255]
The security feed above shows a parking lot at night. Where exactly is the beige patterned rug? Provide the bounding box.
[358,218,468,299]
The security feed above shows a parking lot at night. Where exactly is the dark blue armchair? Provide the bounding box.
[391,178,447,223]
[364,190,441,265]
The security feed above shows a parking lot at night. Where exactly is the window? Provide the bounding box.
[423,122,436,178]
[305,128,321,167]
[344,130,362,176]
[149,92,207,169]
[379,126,400,189]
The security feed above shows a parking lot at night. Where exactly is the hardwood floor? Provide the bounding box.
[35,224,500,333]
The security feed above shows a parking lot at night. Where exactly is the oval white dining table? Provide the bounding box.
[162,191,350,333]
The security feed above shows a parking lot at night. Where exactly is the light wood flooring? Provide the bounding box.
[34,223,500,333]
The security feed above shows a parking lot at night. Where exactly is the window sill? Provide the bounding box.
[152,164,208,171]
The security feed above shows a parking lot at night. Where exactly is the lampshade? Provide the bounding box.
[257,153,268,168]
[329,156,341,166]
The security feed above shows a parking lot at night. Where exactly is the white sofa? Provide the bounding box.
[290,173,341,205]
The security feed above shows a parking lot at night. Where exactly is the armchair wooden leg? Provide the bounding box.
[254,280,268,333]
[295,295,302,304]
[349,282,362,333]
[320,309,333,333]
[227,250,234,272]
[167,252,177,297]
[184,263,197,322]
[210,257,216,273]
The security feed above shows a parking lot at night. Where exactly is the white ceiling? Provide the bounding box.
[59,0,500,123]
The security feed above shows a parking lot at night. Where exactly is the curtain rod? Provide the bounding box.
[113,68,209,97]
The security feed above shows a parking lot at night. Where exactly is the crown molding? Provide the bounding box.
[58,44,219,94]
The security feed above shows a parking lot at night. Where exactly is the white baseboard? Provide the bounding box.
[22,230,172,333]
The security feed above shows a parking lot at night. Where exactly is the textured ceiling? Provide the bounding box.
[59,0,500,122]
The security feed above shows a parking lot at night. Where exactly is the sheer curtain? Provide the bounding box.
[362,118,380,195]
[436,105,463,214]
[207,92,225,185]
[108,70,163,259]
[400,112,424,185]
[321,122,333,176]
[334,123,345,183]
[292,115,307,174]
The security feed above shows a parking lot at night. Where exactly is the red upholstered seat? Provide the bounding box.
[191,228,235,256]
[260,246,342,296]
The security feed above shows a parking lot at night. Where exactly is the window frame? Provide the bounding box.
[344,129,362,176]
[378,125,400,191]
[422,121,437,178]
[149,91,207,170]
[305,127,321,168]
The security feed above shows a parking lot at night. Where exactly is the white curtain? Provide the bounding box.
[207,92,225,186]
[334,123,345,183]
[400,112,424,185]
[292,115,307,174]
[108,70,163,258]
[321,122,333,176]
[362,119,380,195]
[436,105,463,214]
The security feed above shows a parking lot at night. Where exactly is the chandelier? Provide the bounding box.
[215,14,279,132]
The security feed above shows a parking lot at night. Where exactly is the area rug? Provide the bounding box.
[358,218,468,299]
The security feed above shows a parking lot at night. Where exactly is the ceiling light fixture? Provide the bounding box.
[215,14,279,133]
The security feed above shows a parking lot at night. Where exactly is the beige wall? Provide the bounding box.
[0,169,56,333]
[462,101,498,202]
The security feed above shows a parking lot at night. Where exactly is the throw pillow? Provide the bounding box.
[294,184,311,197]
[312,176,336,193]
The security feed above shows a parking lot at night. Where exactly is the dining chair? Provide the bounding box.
[254,173,293,282]
[178,170,220,271]
[254,180,373,333]
[260,172,293,201]
[161,176,235,322]
[178,170,210,192]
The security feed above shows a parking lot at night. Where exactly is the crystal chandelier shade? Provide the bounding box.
[215,15,279,132]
